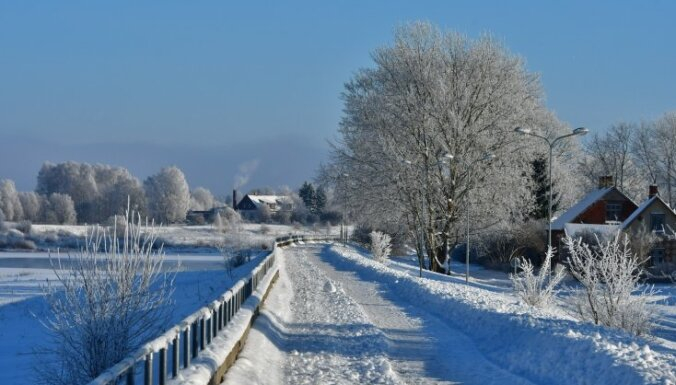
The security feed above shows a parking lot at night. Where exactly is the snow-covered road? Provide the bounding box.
[223,244,533,384]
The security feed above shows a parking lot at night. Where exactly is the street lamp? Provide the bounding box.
[340,173,349,245]
[514,126,589,250]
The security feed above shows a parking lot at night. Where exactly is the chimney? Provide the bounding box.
[649,185,658,198]
[598,175,614,189]
[233,189,238,211]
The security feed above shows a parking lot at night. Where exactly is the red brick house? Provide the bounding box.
[551,176,638,250]
[553,176,676,269]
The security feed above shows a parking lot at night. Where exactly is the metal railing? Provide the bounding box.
[87,235,332,385]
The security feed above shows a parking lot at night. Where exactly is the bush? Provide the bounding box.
[350,223,372,246]
[479,221,546,269]
[511,247,565,307]
[259,224,271,235]
[16,220,32,235]
[39,210,174,384]
[370,231,392,262]
[564,233,655,336]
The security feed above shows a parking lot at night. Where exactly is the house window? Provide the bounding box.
[606,202,622,222]
[651,248,665,266]
[651,213,665,233]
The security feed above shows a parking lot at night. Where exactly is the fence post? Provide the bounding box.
[172,334,179,378]
[144,353,153,385]
[200,317,206,351]
[192,321,199,358]
[213,309,218,338]
[183,326,191,368]
[126,366,135,385]
[159,347,167,385]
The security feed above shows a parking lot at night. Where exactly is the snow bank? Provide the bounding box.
[329,245,676,385]
[165,253,279,385]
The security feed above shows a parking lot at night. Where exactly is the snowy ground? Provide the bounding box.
[225,243,675,385]
[0,250,265,385]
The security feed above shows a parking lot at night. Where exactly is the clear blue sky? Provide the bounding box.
[1,1,674,193]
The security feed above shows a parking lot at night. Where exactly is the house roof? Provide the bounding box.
[244,194,293,208]
[551,187,614,230]
[621,195,676,229]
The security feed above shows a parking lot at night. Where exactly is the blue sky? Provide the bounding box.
[1,1,675,194]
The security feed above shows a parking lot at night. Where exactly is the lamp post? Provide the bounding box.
[514,126,589,250]
[340,173,349,245]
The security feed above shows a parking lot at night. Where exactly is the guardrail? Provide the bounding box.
[87,234,336,385]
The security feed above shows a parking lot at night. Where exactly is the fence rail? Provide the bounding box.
[87,234,336,385]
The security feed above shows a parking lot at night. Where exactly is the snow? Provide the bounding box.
[0,250,266,385]
[563,223,620,238]
[226,243,675,385]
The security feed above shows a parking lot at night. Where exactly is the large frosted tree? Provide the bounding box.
[327,22,580,271]
[144,166,190,224]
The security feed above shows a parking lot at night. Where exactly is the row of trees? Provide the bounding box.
[579,113,676,204]
[323,22,583,272]
[0,162,222,225]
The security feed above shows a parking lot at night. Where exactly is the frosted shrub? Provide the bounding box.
[40,209,174,384]
[370,231,392,262]
[511,247,565,307]
[564,233,655,336]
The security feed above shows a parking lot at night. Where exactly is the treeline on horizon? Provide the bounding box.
[0,161,220,225]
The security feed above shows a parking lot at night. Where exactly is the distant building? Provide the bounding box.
[186,206,232,225]
[235,194,293,221]
[553,176,676,269]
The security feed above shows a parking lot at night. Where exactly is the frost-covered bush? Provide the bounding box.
[39,209,174,384]
[564,233,655,336]
[370,231,392,263]
[16,220,32,235]
[511,247,565,307]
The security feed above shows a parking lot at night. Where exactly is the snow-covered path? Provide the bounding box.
[223,244,533,384]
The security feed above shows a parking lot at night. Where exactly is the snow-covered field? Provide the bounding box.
[226,243,676,385]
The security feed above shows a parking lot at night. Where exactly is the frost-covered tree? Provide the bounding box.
[632,112,676,206]
[19,191,42,222]
[42,193,77,225]
[530,155,562,220]
[37,162,98,223]
[39,209,174,384]
[327,22,580,272]
[0,179,23,221]
[190,187,215,211]
[370,231,392,263]
[36,161,145,223]
[144,166,190,224]
[564,233,655,336]
[93,165,146,221]
[578,123,646,200]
